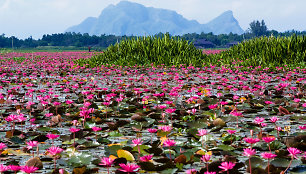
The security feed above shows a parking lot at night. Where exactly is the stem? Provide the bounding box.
[169,147,171,160]
[36,145,39,156]
[73,132,76,148]
[54,157,56,169]
[283,156,293,174]
[137,145,140,159]
[83,116,85,128]
[267,159,270,174]
[206,163,209,173]
[107,167,109,174]
[12,122,15,136]
[268,143,271,152]
[249,157,252,174]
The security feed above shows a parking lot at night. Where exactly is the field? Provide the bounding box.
[0,51,305,174]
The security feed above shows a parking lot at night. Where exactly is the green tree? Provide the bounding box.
[249,20,268,37]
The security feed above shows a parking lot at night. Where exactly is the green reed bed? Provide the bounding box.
[76,34,306,70]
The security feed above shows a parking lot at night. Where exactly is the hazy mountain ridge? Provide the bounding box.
[66,1,244,35]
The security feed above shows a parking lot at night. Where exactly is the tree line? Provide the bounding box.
[0,20,305,49]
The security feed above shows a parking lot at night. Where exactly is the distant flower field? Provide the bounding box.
[0,52,304,174]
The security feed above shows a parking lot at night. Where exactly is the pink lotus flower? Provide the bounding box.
[287,147,301,159]
[118,163,140,173]
[8,165,20,172]
[270,116,279,123]
[204,172,216,174]
[92,127,102,132]
[21,165,39,173]
[140,154,153,162]
[265,101,274,105]
[47,146,63,156]
[69,127,80,133]
[208,104,218,110]
[230,111,242,117]
[53,101,61,106]
[165,108,176,114]
[243,148,256,157]
[262,136,275,143]
[84,102,91,107]
[254,117,265,124]
[244,137,260,144]
[218,161,235,172]
[66,100,74,104]
[46,133,60,140]
[302,103,306,107]
[200,154,211,162]
[185,169,197,174]
[26,141,38,150]
[226,130,236,134]
[197,129,208,136]
[293,98,300,103]
[0,143,7,150]
[131,138,143,146]
[299,125,306,130]
[147,128,157,133]
[99,157,115,167]
[0,164,8,172]
[45,113,53,117]
[158,105,167,109]
[158,125,172,132]
[163,139,176,147]
[261,152,277,159]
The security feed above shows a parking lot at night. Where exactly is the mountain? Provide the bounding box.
[66,1,244,36]
[205,10,244,35]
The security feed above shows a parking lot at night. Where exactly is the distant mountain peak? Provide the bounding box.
[66,1,244,35]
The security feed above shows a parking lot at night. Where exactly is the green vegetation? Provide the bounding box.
[76,35,306,69]
[1,20,306,49]
[76,34,205,67]
[207,35,306,69]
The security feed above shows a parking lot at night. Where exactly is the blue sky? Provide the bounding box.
[0,0,305,39]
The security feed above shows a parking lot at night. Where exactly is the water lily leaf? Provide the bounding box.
[68,152,92,167]
[139,162,156,171]
[84,122,96,129]
[183,151,195,162]
[76,139,87,145]
[6,149,29,156]
[82,141,100,148]
[73,166,86,174]
[68,155,81,166]
[104,145,122,156]
[78,153,92,165]
[157,130,170,137]
[108,131,123,137]
[245,156,264,168]
[195,149,206,156]
[161,168,178,174]
[117,149,135,161]
[270,140,286,150]
[132,145,150,154]
[38,127,52,132]
[200,134,214,142]
[217,144,235,151]
[10,136,24,144]
[271,158,302,168]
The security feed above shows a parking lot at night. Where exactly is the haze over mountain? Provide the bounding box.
[66,1,244,36]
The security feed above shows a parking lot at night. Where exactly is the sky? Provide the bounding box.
[0,0,305,39]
